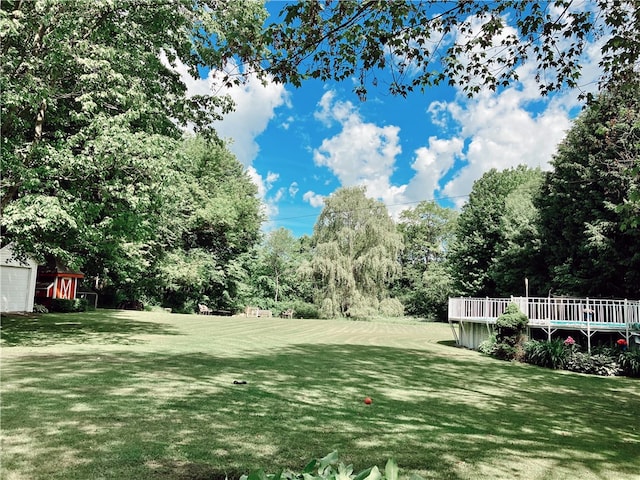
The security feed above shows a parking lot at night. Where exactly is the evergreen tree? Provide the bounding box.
[537,75,640,298]
[449,166,543,297]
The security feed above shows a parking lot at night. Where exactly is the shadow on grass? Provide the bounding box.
[0,310,180,346]
[1,345,639,480]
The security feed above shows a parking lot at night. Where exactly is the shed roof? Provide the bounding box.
[37,259,84,278]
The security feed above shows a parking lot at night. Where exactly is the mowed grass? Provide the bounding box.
[1,311,639,480]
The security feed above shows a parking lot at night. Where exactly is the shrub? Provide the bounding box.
[50,299,74,313]
[379,297,404,317]
[478,333,497,355]
[496,303,529,338]
[493,343,519,360]
[347,296,379,319]
[291,301,319,319]
[74,298,88,312]
[492,303,528,361]
[240,451,412,480]
[619,350,640,377]
[50,298,88,313]
[524,339,569,369]
[32,304,48,314]
[565,352,618,376]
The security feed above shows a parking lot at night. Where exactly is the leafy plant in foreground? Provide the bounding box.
[241,451,421,480]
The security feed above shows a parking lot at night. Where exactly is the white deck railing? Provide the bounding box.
[448,296,640,329]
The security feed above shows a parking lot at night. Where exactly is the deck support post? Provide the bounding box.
[485,297,489,320]
[448,318,460,346]
[625,299,630,343]
[580,328,596,354]
[586,298,591,353]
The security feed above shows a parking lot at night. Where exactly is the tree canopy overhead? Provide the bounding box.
[256,0,640,99]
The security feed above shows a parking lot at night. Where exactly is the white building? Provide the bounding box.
[0,244,38,313]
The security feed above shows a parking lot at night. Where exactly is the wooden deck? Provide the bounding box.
[448,296,640,350]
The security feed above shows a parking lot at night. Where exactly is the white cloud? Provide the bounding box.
[246,166,279,220]
[273,188,285,203]
[312,93,402,202]
[404,137,464,202]
[314,91,337,127]
[246,166,267,198]
[420,9,604,208]
[310,36,604,214]
[289,182,299,197]
[265,171,279,185]
[303,191,325,208]
[281,116,294,130]
[162,54,290,167]
[434,61,586,206]
[210,74,289,166]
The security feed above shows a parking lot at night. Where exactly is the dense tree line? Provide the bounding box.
[1,0,265,311]
[247,77,639,317]
[2,1,638,316]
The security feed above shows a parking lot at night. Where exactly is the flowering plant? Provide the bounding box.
[564,336,575,346]
[617,338,628,347]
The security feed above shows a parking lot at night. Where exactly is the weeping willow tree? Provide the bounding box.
[304,186,403,318]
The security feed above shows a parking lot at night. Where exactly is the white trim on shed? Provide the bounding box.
[0,244,38,313]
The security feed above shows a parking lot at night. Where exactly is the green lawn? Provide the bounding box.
[1,310,639,479]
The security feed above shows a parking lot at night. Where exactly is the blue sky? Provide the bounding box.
[176,1,603,238]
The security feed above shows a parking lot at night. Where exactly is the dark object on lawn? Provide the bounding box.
[233,380,247,385]
[117,299,144,311]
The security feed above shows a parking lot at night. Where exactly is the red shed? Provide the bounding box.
[35,261,85,304]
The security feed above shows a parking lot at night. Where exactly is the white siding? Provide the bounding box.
[0,244,38,312]
[459,322,494,350]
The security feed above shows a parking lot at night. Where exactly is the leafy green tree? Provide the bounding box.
[449,166,543,297]
[412,263,456,322]
[1,0,268,307]
[304,186,403,318]
[153,136,263,311]
[241,232,314,313]
[293,234,316,304]
[257,1,639,99]
[398,201,457,267]
[491,174,546,297]
[536,75,640,298]
[395,201,458,319]
[0,0,266,267]
[258,227,298,303]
